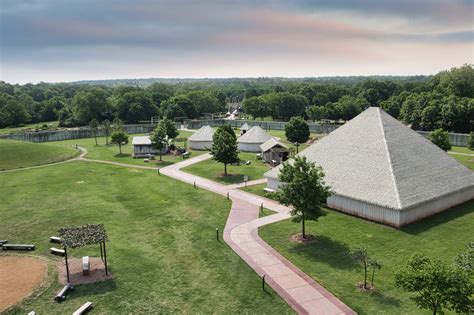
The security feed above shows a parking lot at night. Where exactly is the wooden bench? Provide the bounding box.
[72,301,93,315]
[2,244,35,251]
[82,256,90,276]
[50,247,65,256]
[182,152,191,159]
[0,240,7,245]
[55,283,74,302]
[50,236,62,243]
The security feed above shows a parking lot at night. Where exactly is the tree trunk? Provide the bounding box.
[302,215,306,239]
[159,150,162,161]
[119,144,122,154]
[364,264,367,289]
[371,268,375,286]
[224,163,227,175]
[94,133,97,146]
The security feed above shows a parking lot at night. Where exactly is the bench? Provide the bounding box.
[72,301,93,315]
[50,236,62,243]
[50,247,65,256]
[27,312,36,315]
[2,244,35,251]
[0,240,7,245]
[182,152,191,159]
[83,256,90,276]
[55,282,74,302]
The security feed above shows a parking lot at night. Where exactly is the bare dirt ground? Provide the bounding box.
[0,255,48,311]
[56,257,112,285]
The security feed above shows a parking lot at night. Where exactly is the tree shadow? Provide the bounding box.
[68,278,117,300]
[287,235,357,270]
[370,290,402,308]
[113,153,131,158]
[401,200,474,235]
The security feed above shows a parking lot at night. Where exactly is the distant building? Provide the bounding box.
[260,138,289,165]
[240,123,250,136]
[264,107,474,227]
[237,126,272,152]
[132,136,167,158]
[188,125,214,150]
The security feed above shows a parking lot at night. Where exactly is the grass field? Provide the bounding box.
[0,121,59,134]
[260,201,474,315]
[0,139,78,170]
[182,152,271,184]
[0,161,291,314]
[449,146,474,170]
[450,146,474,154]
[52,130,207,167]
[239,183,268,197]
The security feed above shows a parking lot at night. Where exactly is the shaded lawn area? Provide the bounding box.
[51,130,206,167]
[450,146,474,154]
[0,139,78,170]
[0,161,292,314]
[182,152,271,184]
[260,201,474,315]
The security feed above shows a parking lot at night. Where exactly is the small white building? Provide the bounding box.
[132,136,167,158]
[188,125,214,150]
[240,123,250,136]
[237,126,272,152]
[264,107,474,227]
[260,138,289,165]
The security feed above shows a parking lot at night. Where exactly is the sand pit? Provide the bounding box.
[57,257,112,285]
[0,256,48,311]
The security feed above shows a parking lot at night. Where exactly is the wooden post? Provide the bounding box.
[103,242,108,276]
[216,228,219,241]
[64,247,70,283]
[227,191,229,200]
[262,274,265,291]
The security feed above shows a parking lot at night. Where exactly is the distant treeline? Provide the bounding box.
[0,65,472,133]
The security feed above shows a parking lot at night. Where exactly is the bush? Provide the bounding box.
[468,132,474,150]
[429,129,451,151]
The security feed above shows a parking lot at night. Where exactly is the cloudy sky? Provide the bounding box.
[1,0,473,83]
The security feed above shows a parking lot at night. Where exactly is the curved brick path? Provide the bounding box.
[160,154,355,315]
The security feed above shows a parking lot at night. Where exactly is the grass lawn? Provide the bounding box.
[0,161,291,314]
[182,152,271,184]
[0,121,59,134]
[450,146,474,154]
[51,130,206,167]
[260,201,474,315]
[239,183,267,198]
[448,146,474,170]
[0,139,78,170]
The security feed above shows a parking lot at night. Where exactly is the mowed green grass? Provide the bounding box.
[0,139,78,170]
[0,121,59,134]
[182,152,271,184]
[53,130,206,167]
[449,146,474,170]
[0,161,291,314]
[260,201,474,315]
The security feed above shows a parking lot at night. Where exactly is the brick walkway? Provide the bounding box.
[161,154,356,315]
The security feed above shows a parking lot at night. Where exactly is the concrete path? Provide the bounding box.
[448,151,474,157]
[160,155,355,315]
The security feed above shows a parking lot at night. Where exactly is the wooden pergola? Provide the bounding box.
[58,224,109,282]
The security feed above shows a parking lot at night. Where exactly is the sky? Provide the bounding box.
[0,0,473,84]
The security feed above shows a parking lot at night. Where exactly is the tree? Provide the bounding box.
[112,117,123,132]
[102,119,111,146]
[150,123,168,161]
[468,132,474,150]
[89,118,100,146]
[429,129,451,151]
[349,246,370,289]
[369,259,382,288]
[242,96,269,120]
[115,91,158,124]
[110,130,129,155]
[285,116,310,144]
[276,156,331,238]
[455,242,474,274]
[395,254,472,315]
[210,124,239,175]
[161,117,179,140]
[71,87,108,125]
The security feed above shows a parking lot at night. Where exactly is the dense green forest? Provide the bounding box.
[0,65,472,133]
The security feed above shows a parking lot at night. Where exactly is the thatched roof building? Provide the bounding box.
[265,107,474,227]
[237,126,272,152]
[188,125,214,150]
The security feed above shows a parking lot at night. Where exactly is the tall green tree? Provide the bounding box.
[110,130,129,155]
[102,119,111,146]
[277,156,331,238]
[210,124,239,175]
[395,254,472,315]
[115,91,158,124]
[89,118,100,146]
[349,246,371,289]
[161,117,179,140]
[285,116,310,144]
[150,123,168,161]
[429,129,451,151]
[71,87,108,125]
[242,96,269,120]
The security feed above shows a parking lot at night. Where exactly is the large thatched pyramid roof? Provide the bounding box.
[237,126,272,144]
[188,125,214,142]
[265,107,473,210]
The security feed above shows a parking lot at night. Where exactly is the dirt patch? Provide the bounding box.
[356,282,375,292]
[290,233,316,244]
[0,255,48,311]
[56,257,112,285]
[218,173,235,177]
